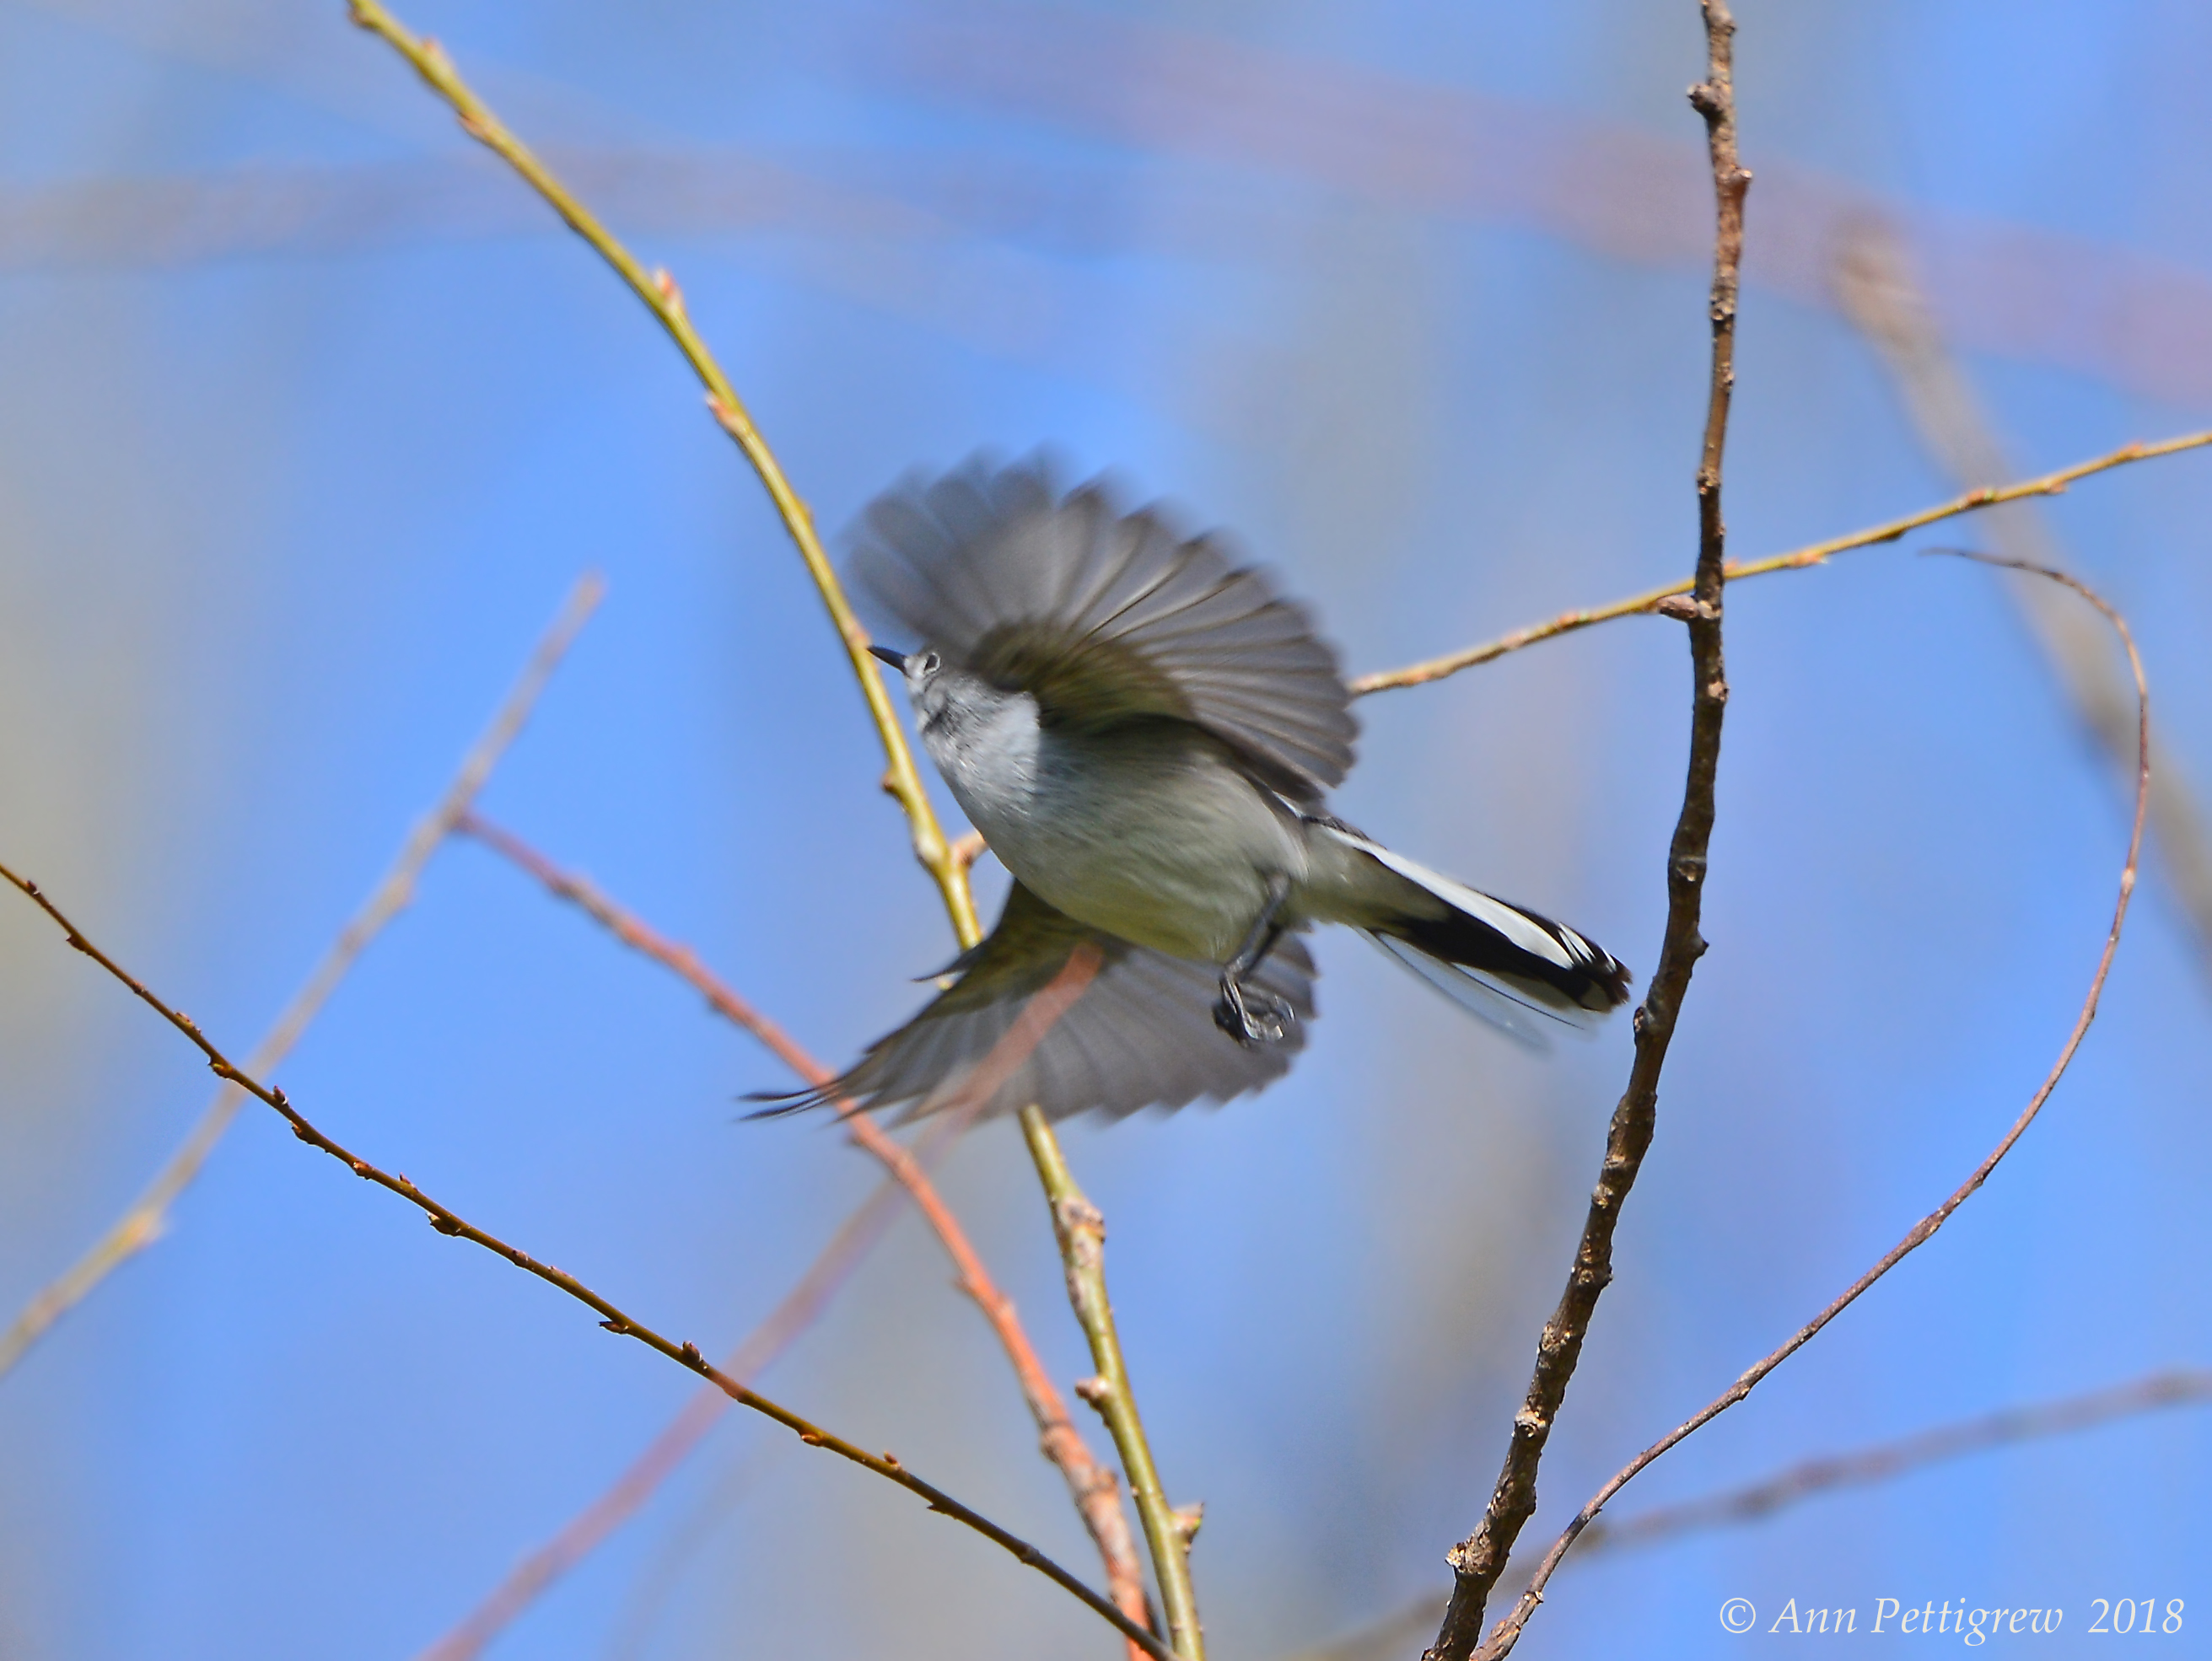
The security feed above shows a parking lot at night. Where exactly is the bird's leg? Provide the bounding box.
[1214,874,1294,1046]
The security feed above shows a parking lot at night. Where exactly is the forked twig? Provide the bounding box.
[425,814,1150,1659]
[0,863,1169,1661]
[1475,550,2153,1658]
[1349,428,2212,697]
[1421,7,1747,1657]
[0,573,603,1379]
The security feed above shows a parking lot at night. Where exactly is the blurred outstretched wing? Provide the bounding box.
[757,882,1315,1123]
[853,455,1357,804]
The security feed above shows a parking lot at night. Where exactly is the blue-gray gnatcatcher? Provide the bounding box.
[766,457,1629,1122]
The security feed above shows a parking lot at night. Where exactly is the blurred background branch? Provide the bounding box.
[1569,1362,2212,1553]
[1834,221,2212,972]
[13,2,2212,412]
[0,572,602,1379]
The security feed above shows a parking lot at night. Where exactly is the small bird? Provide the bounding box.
[764,457,1629,1123]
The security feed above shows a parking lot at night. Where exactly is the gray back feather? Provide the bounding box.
[853,456,1357,804]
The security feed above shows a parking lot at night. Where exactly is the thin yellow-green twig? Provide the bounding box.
[345,7,1197,1647]
[1351,428,2212,696]
[344,0,972,942]
[1021,1112,1203,1660]
[0,573,602,1379]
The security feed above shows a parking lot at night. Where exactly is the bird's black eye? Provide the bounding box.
[918,650,942,675]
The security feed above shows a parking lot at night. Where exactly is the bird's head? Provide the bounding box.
[868,642,1017,756]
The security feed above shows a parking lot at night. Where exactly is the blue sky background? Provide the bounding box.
[2,2,2208,1657]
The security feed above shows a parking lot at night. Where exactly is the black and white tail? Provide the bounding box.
[1308,820,1631,1046]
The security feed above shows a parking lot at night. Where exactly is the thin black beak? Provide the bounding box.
[866,643,908,670]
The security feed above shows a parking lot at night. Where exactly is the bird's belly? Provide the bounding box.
[1023,838,1259,962]
[957,744,1299,963]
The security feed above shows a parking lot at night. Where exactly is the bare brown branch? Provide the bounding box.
[1477,551,2152,1656]
[0,862,1169,1661]
[0,573,602,1379]
[1423,8,1747,1658]
[428,814,1152,1658]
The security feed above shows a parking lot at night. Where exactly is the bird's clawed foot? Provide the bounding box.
[1214,976,1294,1046]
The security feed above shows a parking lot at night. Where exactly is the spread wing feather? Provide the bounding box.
[756,883,1315,1123]
[852,455,1356,804]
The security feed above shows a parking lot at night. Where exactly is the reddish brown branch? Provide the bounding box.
[1477,552,2153,1656]
[1423,8,1748,1658]
[438,814,1152,1658]
[0,861,1167,1661]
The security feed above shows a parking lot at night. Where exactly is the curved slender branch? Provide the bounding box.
[342,13,1194,1642]
[344,0,972,942]
[1349,427,2212,696]
[1284,1365,2212,1661]
[426,814,1152,1658]
[1476,551,2153,1658]
[1424,8,1747,1657]
[0,863,1169,1661]
[0,573,602,1380]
